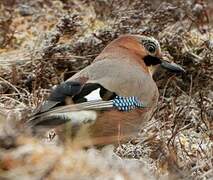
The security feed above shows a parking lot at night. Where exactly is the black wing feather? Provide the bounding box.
[48,81,82,103]
[32,81,82,115]
[32,81,116,117]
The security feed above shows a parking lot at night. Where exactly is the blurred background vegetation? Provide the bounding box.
[0,0,212,179]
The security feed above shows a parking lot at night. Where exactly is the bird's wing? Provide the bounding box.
[27,58,149,128]
[31,81,83,115]
[27,80,117,127]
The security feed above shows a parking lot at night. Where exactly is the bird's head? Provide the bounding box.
[106,34,185,76]
[135,35,185,75]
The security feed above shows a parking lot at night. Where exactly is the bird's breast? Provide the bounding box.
[71,59,159,107]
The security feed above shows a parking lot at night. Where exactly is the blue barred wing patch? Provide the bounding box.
[112,96,145,111]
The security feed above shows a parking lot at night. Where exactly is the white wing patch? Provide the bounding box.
[84,88,102,101]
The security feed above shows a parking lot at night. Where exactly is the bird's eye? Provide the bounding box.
[147,45,156,53]
[144,42,157,54]
[142,40,157,54]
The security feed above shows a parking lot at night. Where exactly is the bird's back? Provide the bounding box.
[69,46,159,107]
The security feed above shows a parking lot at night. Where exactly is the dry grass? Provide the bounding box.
[0,0,212,179]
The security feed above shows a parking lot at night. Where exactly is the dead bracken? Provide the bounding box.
[0,0,212,179]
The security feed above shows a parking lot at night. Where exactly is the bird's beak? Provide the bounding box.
[160,60,185,73]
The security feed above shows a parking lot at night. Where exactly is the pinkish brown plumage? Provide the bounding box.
[28,34,185,146]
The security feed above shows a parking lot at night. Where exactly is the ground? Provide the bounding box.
[0,0,212,179]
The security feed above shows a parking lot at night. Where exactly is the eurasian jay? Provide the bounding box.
[27,35,185,146]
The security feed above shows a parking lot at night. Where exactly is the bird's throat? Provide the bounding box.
[148,65,158,76]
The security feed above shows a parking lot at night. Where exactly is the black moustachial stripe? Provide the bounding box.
[143,55,161,66]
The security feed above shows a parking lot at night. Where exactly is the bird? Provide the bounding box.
[27,34,185,147]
